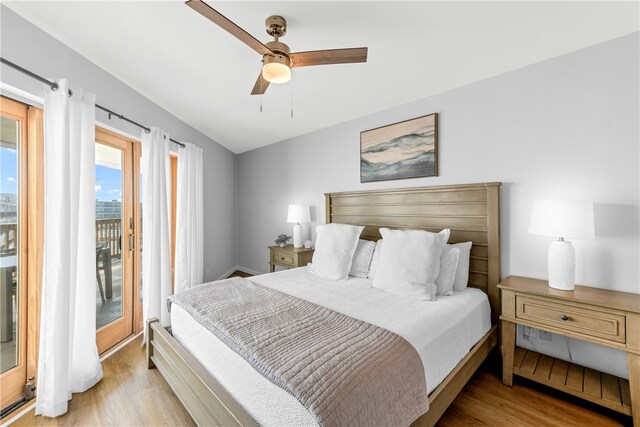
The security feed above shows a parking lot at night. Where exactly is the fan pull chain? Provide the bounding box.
[260,94,263,113]
[290,80,294,118]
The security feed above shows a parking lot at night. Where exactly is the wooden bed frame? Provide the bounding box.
[147,182,502,427]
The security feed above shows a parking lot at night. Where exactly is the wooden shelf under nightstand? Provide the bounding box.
[513,347,632,415]
[499,276,640,426]
[268,244,314,272]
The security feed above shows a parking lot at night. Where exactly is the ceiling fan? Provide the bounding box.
[186,0,368,95]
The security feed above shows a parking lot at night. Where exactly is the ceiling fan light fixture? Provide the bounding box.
[186,3,367,95]
[262,54,291,84]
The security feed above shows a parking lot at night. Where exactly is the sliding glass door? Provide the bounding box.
[94,128,136,353]
[0,96,149,413]
[0,98,28,410]
[0,104,167,411]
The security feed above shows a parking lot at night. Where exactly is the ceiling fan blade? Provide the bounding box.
[290,47,368,68]
[186,0,273,56]
[251,72,270,95]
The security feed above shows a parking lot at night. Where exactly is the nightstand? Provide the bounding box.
[268,245,314,272]
[499,276,640,425]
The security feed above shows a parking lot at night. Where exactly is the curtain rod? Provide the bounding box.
[1,57,186,148]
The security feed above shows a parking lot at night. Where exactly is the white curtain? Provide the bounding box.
[175,143,204,293]
[36,80,103,417]
[142,127,172,334]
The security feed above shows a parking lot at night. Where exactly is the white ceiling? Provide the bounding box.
[5,1,639,154]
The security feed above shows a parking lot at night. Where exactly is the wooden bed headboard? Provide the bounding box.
[325,182,501,322]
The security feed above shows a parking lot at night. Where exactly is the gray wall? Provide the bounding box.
[237,33,639,376]
[0,5,237,281]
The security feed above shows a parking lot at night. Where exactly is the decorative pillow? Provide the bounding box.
[435,246,460,296]
[451,242,473,291]
[367,239,383,279]
[349,239,376,278]
[309,223,364,280]
[372,228,450,300]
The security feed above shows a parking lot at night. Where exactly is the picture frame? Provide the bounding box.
[360,113,438,183]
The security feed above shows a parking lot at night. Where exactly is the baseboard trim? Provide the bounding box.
[234,266,263,276]
[217,266,239,280]
[100,332,142,362]
[218,266,263,279]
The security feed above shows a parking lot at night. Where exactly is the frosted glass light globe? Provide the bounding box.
[262,62,291,84]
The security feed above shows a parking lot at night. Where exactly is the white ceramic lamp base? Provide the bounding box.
[292,223,304,248]
[548,239,575,291]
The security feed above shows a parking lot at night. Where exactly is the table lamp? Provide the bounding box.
[287,204,311,248]
[528,199,595,290]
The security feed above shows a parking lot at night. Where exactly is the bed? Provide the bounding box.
[147,182,501,427]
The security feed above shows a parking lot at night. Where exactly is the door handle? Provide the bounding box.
[129,234,135,252]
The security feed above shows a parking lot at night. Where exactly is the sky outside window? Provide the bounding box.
[95,164,122,201]
[0,146,17,196]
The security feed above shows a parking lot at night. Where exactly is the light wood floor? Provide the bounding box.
[439,366,630,426]
[228,270,252,278]
[7,336,194,427]
[6,335,630,427]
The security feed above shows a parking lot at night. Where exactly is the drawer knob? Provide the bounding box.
[560,314,569,321]
[280,257,285,260]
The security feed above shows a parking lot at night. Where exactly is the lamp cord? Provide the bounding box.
[564,336,573,362]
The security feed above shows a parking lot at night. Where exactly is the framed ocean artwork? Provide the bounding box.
[360,113,438,183]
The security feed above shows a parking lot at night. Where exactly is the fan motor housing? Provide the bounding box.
[263,51,291,68]
[266,40,290,56]
[266,15,287,38]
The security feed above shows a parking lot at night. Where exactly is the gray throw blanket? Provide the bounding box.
[168,277,428,427]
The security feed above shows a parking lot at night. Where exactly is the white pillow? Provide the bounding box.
[451,242,473,291]
[367,239,383,279]
[435,246,460,296]
[349,239,376,278]
[372,228,450,300]
[309,223,364,280]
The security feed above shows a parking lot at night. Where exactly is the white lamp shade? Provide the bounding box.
[528,199,595,239]
[287,204,310,224]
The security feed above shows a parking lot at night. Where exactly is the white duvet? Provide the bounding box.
[171,267,491,426]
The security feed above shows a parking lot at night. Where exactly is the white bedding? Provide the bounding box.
[171,267,491,426]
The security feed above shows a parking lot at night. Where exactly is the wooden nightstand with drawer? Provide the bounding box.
[499,276,640,426]
[268,245,314,272]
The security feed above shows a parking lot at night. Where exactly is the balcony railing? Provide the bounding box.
[0,223,17,255]
[1,218,124,259]
[96,218,122,260]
